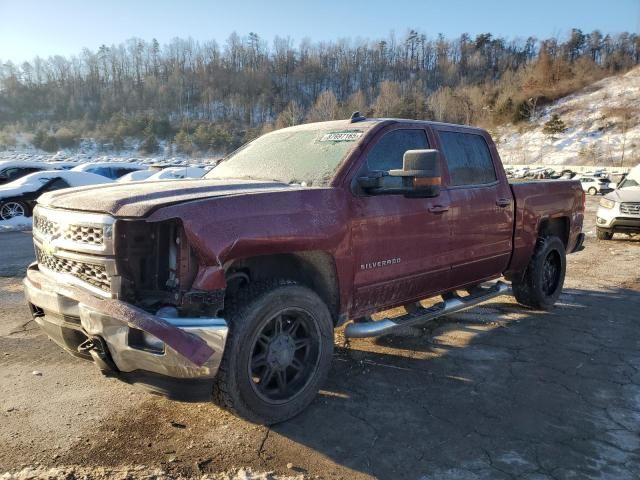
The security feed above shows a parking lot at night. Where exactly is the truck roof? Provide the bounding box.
[279,117,487,135]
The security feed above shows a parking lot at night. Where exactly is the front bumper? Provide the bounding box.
[596,204,640,233]
[23,263,228,398]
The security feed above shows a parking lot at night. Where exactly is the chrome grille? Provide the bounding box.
[35,246,111,292]
[620,203,640,216]
[33,212,104,246]
[33,215,59,237]
[64,225,104,245]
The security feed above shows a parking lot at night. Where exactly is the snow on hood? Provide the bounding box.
[37,178,296,217]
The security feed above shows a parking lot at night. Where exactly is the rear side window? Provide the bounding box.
[87,166,113,178]
[366,129,429,172]
[439,132,496,186]
[4,167,41,179]
[43,177,70,191]
[112,168,135,179]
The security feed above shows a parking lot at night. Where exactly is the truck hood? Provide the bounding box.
[37,178,296,217]
[604,187,640,203]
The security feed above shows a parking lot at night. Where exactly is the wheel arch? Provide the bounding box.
[224,251,341,324]
[538,216,570,248]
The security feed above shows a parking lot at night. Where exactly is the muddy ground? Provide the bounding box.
[1,196,639,479]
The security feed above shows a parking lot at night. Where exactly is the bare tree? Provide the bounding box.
[306,91,339,122]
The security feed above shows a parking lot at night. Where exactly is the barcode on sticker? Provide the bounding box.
[320,132,363,142]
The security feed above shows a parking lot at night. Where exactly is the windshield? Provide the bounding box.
[619,176,640,189]
[618,166,640,189]
[206,127,364,186]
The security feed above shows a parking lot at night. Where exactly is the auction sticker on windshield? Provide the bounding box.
[319,131,363,142]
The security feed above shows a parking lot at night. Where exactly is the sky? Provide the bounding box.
[0,0,638,63]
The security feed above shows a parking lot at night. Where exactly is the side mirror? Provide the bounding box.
[389,149,441,197]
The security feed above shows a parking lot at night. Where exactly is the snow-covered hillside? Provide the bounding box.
[496,67,640,167]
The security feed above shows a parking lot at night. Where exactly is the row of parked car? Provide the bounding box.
[505,166,623,196]
[506,164,640,240]
[0,160,211,221]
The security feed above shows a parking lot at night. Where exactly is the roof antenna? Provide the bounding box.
[350,111,366,123]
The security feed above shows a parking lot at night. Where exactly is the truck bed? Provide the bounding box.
[506,179,584,277]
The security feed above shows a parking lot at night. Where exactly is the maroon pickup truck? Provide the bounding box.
[24,116,585,423]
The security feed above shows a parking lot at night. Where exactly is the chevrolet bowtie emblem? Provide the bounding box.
[40,242,56,255]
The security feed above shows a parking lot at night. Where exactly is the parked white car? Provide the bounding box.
[596,165,640,240]
[117,170,156,182]
[578,176,614,195]
[145,166,206,181]
[71,162,147,180]
[0,160,67,186]
[0,170,112,220]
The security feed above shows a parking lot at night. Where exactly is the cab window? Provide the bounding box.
[366,129,429,173]
[438,131,497,186]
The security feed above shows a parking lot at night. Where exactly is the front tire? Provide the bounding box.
[0,201,29,220]
[213,280,334,424]
[512,236,566,310]
[596,228,613,240]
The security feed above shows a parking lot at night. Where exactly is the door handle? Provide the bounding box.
[496,198,511,208]
[428,205,449,214]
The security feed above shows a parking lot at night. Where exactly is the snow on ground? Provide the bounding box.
[0,136,222,167]
[0,216,32,232]
[495,67,640,167]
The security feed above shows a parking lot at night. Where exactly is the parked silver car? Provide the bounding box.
[595,165,640,239]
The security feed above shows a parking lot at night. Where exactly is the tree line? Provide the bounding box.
[0,28,638,154]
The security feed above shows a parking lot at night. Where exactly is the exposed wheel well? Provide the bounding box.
[224,252,340,323]
[538,217,569,247]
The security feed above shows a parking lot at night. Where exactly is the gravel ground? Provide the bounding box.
[1,196,639,479]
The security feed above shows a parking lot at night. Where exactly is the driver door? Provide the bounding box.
[350,126,452,316]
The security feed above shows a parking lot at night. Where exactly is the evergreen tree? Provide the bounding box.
[174,129,192,154]
[543,114,567,138]
[138,124,159,154]
[32,130,47,149]
[193,125,212,152]
[41,135,58,152]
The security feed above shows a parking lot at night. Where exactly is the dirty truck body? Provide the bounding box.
[24,118,585,423]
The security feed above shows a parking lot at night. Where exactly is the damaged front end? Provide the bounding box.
[23,205,228,400]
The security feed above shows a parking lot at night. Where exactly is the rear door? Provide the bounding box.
[350,125,452,315]
[435,128,514,288]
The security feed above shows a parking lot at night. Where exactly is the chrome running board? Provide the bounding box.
[344,281,511,338]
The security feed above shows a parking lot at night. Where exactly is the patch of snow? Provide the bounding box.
[495,67,640,168]
[0,216,32,232]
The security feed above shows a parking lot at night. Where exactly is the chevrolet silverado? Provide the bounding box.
[23,116,585,424]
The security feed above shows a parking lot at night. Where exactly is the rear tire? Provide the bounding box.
[596,228,613,240]
[213,280,334,424]
[512,236,566,310]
